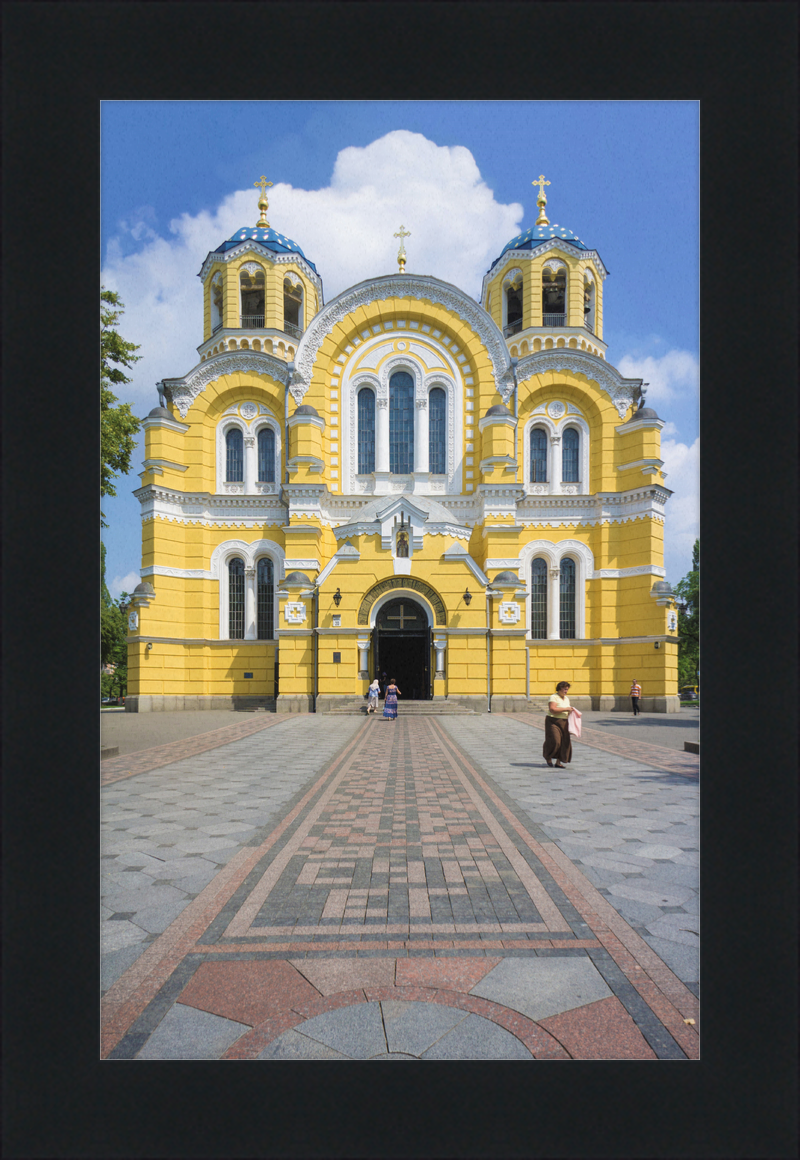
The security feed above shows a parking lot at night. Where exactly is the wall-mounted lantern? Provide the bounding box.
[463,588,472,606]
[333,588,342,607]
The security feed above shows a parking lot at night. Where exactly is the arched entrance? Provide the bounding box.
[373,597,431,700]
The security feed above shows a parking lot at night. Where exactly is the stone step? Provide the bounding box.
[326,701,476,715]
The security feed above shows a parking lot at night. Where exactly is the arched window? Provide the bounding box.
[210,276,223,332]
[240,268,265,327]
[531,558,547,639]
[228,557,245,639]
[357,387,375,474]
[283,277,303,338]
[257,557,274,640]
[505,283,523,336]
[542,265,566,325]
[429,387,446,474]
[562,427,580,482]
[559,557,576,639]
[226,428,244,482]
[258,427,275,482]
[530,427,548,482]
[389,371,414,474]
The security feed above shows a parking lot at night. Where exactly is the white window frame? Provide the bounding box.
[355,380,377,477]
[518,539,595,640]
[216,414,281,494]
[212,539,284,640]
[522,412,590,495]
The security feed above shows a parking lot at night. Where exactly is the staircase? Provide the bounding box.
[325,699,477,716]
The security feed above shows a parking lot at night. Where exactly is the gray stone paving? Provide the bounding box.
[440,716,699,985]
[101,717,362,992]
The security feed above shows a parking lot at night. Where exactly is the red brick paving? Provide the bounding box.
[103,715,698,1060]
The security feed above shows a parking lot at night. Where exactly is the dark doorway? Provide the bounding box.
[374,598,431,700]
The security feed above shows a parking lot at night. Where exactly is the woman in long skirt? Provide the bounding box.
[366,678,381,713]
[383,679,400,720]
[543,681,572,768]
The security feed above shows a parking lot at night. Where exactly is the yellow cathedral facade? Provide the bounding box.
[125,176,680,713]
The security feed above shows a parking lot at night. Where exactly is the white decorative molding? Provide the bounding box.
[294,274,514,402]
[240,402,258,420]
[284,602,307,624]
[516,350,641,419]
[547,401,566,419]
[481,242,609,305]
[198,242,323,300]
[499,601,521,625]
[408,341,446,369]
[162,351,293,418]
[667,610,678,632]
[594,565,667,579]
[284,558,320,571]
[357,340,395,369]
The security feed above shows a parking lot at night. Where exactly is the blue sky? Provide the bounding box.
[101,100,699,593]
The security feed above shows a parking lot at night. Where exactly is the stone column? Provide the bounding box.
[414,397,429,474]
[245,567,257,640]
[549,432,561,493]
[375,398,390,473]
[357,636,371,679]
[244,435,256,493]
[548,567,561,640]
[433,636,446,677]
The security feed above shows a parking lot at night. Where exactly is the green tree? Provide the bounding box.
[674,539,699,688]
[101,542,131,698]
[101,287,142,525]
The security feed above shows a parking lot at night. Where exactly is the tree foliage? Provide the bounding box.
[101,541,130,697]
[101,288,142,521]
[674,539,699,687]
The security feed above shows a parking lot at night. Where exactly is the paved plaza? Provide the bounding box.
[101,709,699,1060]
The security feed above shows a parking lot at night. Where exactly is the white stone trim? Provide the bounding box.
[295,274,514,404]
[216,411,281,494]
[212,538,284,640]
[162,351,293,418]
[519,538,595,640]
[369,589,434,629]
[516,350,642,420]
[198,242,323,301]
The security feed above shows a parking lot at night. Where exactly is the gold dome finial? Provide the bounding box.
[532,174,551,226]
[254,175,273,228]
[394,224,411,273]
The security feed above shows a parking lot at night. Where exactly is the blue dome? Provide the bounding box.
[490,223,589,271]
[215,226,317,273]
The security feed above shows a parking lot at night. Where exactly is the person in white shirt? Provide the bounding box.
[367,678,381,713]
[630,679,642,716]
[544,681,573,768]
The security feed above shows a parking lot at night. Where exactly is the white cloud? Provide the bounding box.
[109,572,141,599]
[617,349,699,408]
[661,437,699,584]
[102,130,523,412]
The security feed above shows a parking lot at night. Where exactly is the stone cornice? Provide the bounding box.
[515,350,643,419]
[160,351,293,418]
[294,274,515,404]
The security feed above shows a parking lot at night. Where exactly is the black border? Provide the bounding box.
[3,3,797,1158]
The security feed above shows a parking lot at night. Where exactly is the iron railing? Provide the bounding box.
[283,321,303,339]
[584,319,594,333]
[503,319,523,337]
[542,313,566,327]
[240,314,265,328]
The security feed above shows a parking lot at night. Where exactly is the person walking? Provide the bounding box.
[543,681,572,768]
[366,678,381,713]
[630,678,642,716]
[383,678,401,721]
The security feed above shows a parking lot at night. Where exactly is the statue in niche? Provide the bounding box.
[396,531,409,558]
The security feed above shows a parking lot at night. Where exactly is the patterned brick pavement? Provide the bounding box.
[101,714,292,785]
[102,716,698,1060]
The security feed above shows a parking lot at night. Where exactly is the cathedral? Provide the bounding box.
[125,176,679,713]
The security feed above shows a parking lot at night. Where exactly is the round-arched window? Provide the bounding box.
[357,387,376,474]
[429,387,446,475]
[226,428,244,482]
[228,557,245,639]
[389,371,414,474]
[530,427,547,483]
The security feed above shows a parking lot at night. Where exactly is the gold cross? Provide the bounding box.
[533,175,551,225]
[394,224,411,248]
[254,176,273,226]
[387,604,417,629]
[532,174,550,198]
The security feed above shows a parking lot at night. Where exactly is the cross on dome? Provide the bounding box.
[254,175,273,227]
[533,173,551,226]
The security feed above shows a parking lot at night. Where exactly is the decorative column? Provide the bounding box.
[433,636,446,677]
[245,567,257,640]
[244,435,256,493]
[357,635,371,679]
[548,567,561,640]
[375,397,390,473]
[414,397,429,474]
[549,432,561,493]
